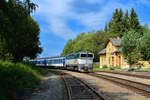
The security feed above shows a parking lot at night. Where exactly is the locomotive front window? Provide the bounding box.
[81,54,87,57]
[88,54,93,57]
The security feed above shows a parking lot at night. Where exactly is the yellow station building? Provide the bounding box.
[98,38,149,68]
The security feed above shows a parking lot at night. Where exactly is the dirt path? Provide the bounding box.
[25,72,68,100]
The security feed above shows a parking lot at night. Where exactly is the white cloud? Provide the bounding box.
[34,0,76,40]
[33,0,139,40]
[37,0,72,16]
[49,18,76,40]
[71,0,132,28]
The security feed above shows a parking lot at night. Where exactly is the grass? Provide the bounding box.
[93,64,112,71]
[135,68,150,72]
[93,64,129,72]
[0,61,48,100]
[93,64,150,72]
[48,69,64,75]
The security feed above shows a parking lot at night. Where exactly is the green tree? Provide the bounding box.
[123,10,129,33]
[104,23,108,32]
[129,8,142,34]
[62,39,74,55]
[8,16,42,61]
[121,30,142,68]
[92,30,108,61]
[109,8,124,37]
[141,24,149,33]
[72,32,86,52]
[0,1,13,60]
[138,31,150,63]
[0,0,42,61]
[73,32,94,52]
[62,32,95,59]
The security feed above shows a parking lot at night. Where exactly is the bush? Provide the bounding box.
[113,66,121,69]
[110,66,120,70]
[102,65,108,69]
[109,67,114,70]
[93,64,99,68]
[0,61,46,100]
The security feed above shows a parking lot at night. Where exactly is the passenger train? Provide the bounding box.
[26,51,94,72]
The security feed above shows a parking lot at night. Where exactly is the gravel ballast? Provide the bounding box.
[62,70,150,100]
[25,72,68,100]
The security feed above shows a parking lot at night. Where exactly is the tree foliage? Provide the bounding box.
[62,39,74,55]
[129,8,142,33]
[121,30,142,68]
[108,8,124,37]
[138,31,150,62]
[0,0,42,61]
[107,8,143,37]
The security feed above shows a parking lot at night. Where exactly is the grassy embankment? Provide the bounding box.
[0,60,48,100]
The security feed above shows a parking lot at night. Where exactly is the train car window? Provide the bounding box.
[88,54,93,57]
[81,54,87,57]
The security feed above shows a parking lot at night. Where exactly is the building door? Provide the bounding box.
[119,56,121,67]
[112,57,114,66]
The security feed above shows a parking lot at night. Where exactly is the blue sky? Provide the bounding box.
[32,0,150,57]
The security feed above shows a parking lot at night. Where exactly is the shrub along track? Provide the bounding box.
[89,73,150,98]
[61,73,104,100]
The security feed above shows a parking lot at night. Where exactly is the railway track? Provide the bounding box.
[89,73,150,97]
[61,73,104,100]
[95,71,150,79]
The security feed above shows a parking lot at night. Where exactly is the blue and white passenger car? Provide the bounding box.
[28,56,65,67]
[46,56,65,67]
[28,58,47,66]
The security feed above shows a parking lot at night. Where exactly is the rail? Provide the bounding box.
[61,73,104,100]
[90,73,150,97]
[95,71,150,79]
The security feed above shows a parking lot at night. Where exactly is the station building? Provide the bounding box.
[98,38,150,68]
